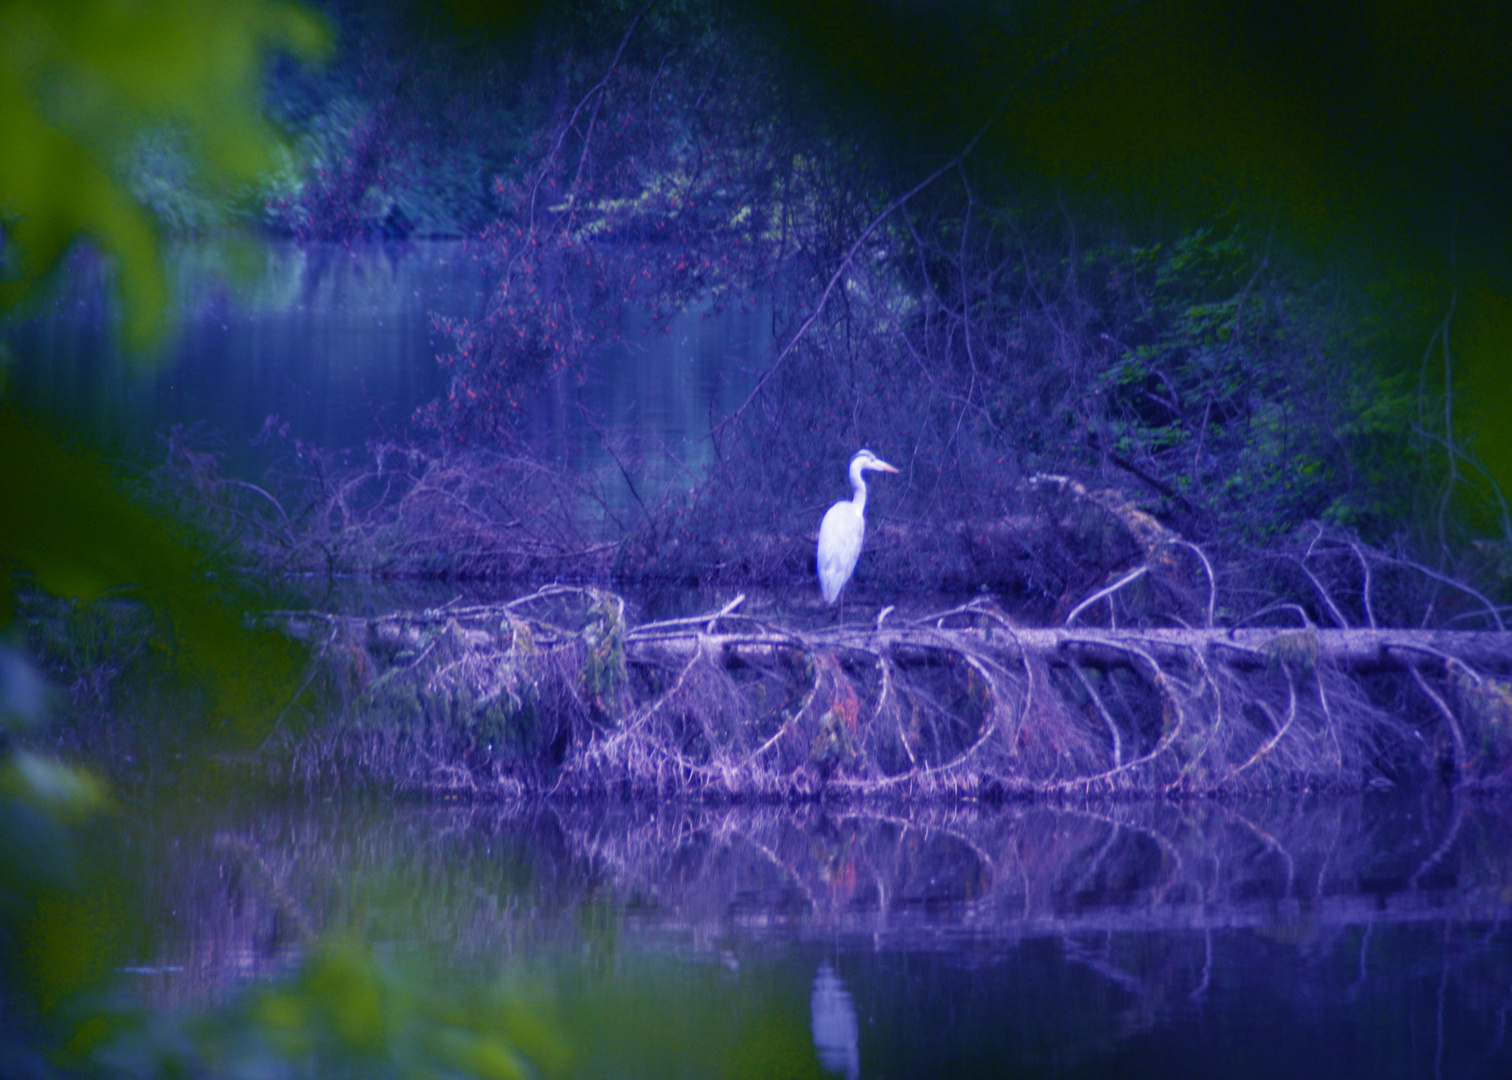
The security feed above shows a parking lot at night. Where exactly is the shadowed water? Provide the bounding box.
[95,790,1512,1078]
[3,240,767,491]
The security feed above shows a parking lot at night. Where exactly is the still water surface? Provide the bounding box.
[5,240,767,488]
[106,791,1512,1078]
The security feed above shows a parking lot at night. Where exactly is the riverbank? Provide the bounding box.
[20,471,1512,800]
[261,582,1510,801]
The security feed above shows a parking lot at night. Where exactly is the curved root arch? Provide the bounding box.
[272,526,1512,796]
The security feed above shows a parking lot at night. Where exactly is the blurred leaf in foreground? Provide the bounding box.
[0,0,329,348]
[97,936,571,1080]
[0,405,305,743]
[0,7,327,1053]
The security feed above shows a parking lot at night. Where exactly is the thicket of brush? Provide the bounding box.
[265,486,1512,799]
[144,0,1512,603]
[32,457,1510,798]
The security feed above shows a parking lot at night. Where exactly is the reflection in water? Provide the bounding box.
[93,792,1512,1077]
[4,241,484,465]
[812,963,861,1080]
[4,240,767,497]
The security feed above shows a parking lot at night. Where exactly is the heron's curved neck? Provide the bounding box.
[848,459,870,511]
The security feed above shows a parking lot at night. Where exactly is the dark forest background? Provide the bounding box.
[222,0,1512,579]
[10,0,1512,589]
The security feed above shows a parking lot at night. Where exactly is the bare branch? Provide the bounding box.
[1065,565,1149,627]
[1408,663,1465,776]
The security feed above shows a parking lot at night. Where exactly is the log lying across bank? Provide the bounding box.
[268,586,1512,799]
[636,621,1512,671]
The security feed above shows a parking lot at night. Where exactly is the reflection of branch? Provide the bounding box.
[1408,795,1463,890]
[1058,805,1185,904]
[1060,933,1145,993]
[1070,820,1122,894]
[1227,809,1296,899]
[850,809,997,884]
[212,833,318,944]
[733,830,819,914]
[1189,928,1212,1003]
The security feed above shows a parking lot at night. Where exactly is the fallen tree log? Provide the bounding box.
[265,583,1512,799]
[629,622,1512,672]
[274,595,1512,670]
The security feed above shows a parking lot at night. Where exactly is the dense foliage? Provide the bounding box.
[36,0,1486,583]
[256,1,1447,575]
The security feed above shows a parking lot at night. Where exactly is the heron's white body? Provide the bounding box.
[817,450,897,604]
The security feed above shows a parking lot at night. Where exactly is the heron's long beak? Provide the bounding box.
[873,459,899,473]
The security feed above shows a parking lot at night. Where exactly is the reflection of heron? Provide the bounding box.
[811,962,860,1080]
[817,449,898,605]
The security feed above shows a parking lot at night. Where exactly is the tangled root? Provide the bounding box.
[270,532,1512,798]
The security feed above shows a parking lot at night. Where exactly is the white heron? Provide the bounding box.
[817,449,898,604]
